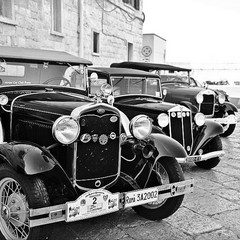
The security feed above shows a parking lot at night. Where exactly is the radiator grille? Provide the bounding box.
[76,111,120,189]
[168,106,193,154]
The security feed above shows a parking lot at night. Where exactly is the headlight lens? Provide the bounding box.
[52,116,80,144]
[196,93,203,103]
[194,113,205,126]
[130,115,152,140]
[0,94,8,105]
[218,93,225,104]
[157,113,169,128]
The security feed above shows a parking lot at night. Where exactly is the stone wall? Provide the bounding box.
[0,0,144,66]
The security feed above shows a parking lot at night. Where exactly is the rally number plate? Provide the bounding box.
[124,187,159,208]
[186,155,202,163]
[66,189,119,222]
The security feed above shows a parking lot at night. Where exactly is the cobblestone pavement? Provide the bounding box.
[50,111,240,240]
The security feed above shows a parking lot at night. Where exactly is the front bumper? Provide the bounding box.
[29,179,194,227]
[208,114,237,125]
[176,150,225,163]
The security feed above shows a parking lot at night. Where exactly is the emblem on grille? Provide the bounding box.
[80,133,91,143]
[110,116,118,122]
[97,108,105,114]
[92,134,98,142]
[110,132,116,140]
[99,134,108,145]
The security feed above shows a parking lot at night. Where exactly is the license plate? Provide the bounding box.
[124,187,158,208]
[66,189,119,222]
[186,155,202,163]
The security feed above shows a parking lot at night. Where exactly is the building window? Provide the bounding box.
[123,0,139,10]
[128,42,133,61]
[51,0,62,33]
[0,0,14,19]
[93,31,100,55]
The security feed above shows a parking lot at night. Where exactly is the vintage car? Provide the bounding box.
[88,67,225,170]
[110,61,238,137]
[0,47,194,240]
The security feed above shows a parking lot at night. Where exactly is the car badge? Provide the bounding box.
[103,195,108,201]
[99,134,108,145]
[110,116,118,122]
[187,146,191,151]
[97,108,105,114]
[120,133,127,143]
[171,112,176,118]
[80,118,86,126]
[80,134,91,143]
[110,132,116,140]
[182,112,186,117]
[92,134,98,142]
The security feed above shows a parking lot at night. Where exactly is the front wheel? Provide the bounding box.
[220,111,236,137]
[0,164,50,240]
[133,157,184,220]
[195,136,222,169]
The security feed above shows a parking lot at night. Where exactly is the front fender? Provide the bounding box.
[0,141,56,175]
[150,133,187,159]
[191,120,224,155]
[224,101,238,112]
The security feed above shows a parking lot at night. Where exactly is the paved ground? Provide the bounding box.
[50,112,240,240]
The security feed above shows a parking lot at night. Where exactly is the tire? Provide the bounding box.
[0,163,50,240]
[220,111,236,137]
[195,136,222,169]
[133,157,184,220]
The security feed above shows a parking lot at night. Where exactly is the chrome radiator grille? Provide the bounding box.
[168,106,193,154]
[76,108,121,190]
[199,90,215,116]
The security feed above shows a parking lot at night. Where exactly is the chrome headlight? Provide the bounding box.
[196,92,203,104]
[0,94,8,105]
[52,116,80,144]
[130,115,152,140]
[194,113,205,126]
[217,93,225,104]
[157,113,169,128]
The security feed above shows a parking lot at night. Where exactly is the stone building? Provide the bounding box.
[0,0,144,66]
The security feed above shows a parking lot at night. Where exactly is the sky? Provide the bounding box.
[143,0,240,64]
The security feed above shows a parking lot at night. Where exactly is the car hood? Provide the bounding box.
[12,91,93,122]
[163,85,203,103]
[114,96,177,113]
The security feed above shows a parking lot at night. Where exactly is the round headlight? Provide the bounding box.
[130,115,152,140]
[218,93,225,104]
[0,94,8,105]
[194,113,205,126]
[52,116,80,144]
[196,93,203,104]
[157,113,169,128]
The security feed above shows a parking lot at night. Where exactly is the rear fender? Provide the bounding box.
[191,120,224,155]
[0,141,56,175]
[150,133,187,159]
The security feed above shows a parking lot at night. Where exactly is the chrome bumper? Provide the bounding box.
[208,114,237,125]
[29,179,194,227]
[176,150,225,163]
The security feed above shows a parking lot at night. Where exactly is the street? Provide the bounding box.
[50,111,240,240]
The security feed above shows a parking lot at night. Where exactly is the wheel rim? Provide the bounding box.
[0,177,30,240]
[144,162,169,209]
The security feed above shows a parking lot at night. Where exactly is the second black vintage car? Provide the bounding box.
[110,61,238,137]
[88,67,225,170]
[0,46,193,240]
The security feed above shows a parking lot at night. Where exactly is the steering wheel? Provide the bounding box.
[43,77,72,87]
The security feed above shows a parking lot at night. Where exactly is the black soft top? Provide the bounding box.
[89,67,160,78]
[110,61,191,72]
[0,46,92,65]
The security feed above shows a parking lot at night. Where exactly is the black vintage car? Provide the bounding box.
[110,62,238,137]
[88,67,225,170]
[0,47,193,240]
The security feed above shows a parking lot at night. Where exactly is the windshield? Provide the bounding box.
[111,77,162,98]
[0,61,87,90]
